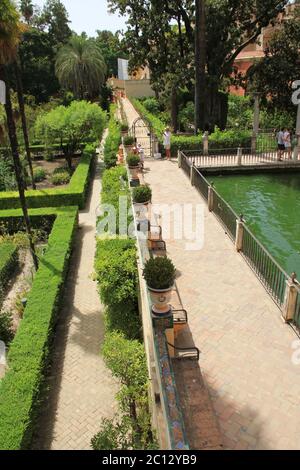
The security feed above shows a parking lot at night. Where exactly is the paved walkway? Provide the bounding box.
[123,98,300,450]
[32,134,118,450]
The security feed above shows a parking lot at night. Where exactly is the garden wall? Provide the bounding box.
[0,206,78,450]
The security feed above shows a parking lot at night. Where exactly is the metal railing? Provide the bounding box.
[184,148,299,168]
[193,167,209,200]
[212,189,238,241]
[179,150,300,330]
[242,225,289,308]
[181,151,192,177]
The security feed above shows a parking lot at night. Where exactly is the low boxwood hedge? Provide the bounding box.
[0,206,78,450]
[0,242,19,309]
[0,143,97,210]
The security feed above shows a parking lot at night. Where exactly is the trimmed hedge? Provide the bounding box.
[131,98,252,156]
[0,143,97,210]
[0,206,78,450]
[95,238,140,339]
[104,104,122,169]
[100,166,132,234]
[0,242,19,309]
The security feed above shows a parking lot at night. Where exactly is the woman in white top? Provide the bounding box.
[163,127,172,160]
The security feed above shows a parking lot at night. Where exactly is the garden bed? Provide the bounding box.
[32,155,81,189]
[0,143,96,210]
[0,206,78,450]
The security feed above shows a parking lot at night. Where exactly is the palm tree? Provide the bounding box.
[0,0,38,270]
[55,35,107,99]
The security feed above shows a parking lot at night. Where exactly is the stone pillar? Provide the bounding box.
[190,164,195,186]
[236,147,242,166]
[208,185,214,212]
[235,216,244,252]
[178,150,182,168]
[203,131,209,155]
[283,273,298,322]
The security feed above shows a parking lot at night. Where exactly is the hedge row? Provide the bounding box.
[104,104,122,169]
[95,238,140,339]
[0,206,78,450]
[0,242,19,309]
[0,143,97,210]
[131,98,252,155]
[100,165,132,234]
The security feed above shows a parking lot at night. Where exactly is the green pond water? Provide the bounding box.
[209,173,300,277]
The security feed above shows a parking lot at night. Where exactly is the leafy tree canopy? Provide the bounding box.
[248,5,300,115]
[35,100,107,168]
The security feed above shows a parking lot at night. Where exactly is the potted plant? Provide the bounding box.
[124,135,135,149]
[132,185,152,205]
[121,123,129,136]
[143,256,176,315]
[127,153,140,183]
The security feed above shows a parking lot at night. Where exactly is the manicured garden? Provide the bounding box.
[0,206,78,450]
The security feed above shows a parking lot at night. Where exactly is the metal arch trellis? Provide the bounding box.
[131,116,154,157]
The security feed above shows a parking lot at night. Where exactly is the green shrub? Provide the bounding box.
[95,237,140,340]
[100,166,132,235]
[0,242,19,309]
[132,185,152,204]
[127,154,140,167]
[91,331,155,450]
[143,256,176,290]
[51,171,71,186]
[0,207,78,450]
[121,123,129,133]
[32,168,46,183]
[0,143,96,210]
[0,311,14,345]
[0,159,16,192]
[124,136,135,146]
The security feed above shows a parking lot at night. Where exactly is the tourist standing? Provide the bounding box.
[137,143,145,169]
[277,128,285,161]
[283,128,292,160]
[163,127,172,161]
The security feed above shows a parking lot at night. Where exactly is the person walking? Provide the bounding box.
[283,128,292,160]
[277,128,285,161]
[163,127,172,160]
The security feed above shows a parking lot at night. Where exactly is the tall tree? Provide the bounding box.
[0,0,38,270]
[109,0,289,130]
[20,0,34,24]
[55,35,107,100]
[96,30,127,78]
[14,58,36,189]
[248,5,300,114]
[194,0,207,133]
[36,0,72,46]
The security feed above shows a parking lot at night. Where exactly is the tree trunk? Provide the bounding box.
[14,60,36,189]
[171,87,178,133]
[194,0,207,133]
[0,65,38,271]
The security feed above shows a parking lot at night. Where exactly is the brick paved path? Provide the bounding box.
[123,98,300,450]
[32,134,118,450]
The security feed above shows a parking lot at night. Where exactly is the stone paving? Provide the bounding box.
[32,134,118,450]
[123,97,300,450]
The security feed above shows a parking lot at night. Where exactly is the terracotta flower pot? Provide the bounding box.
[129,166,139,179]
[148,286,173,315]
